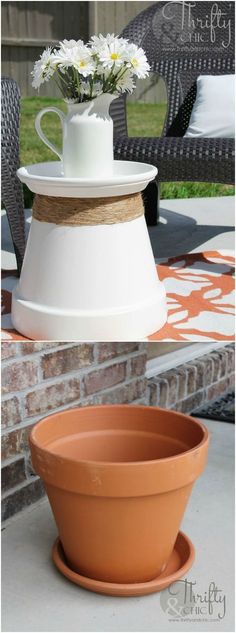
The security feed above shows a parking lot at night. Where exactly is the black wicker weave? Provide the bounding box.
[1,77,26,274]
[110,1,235,224]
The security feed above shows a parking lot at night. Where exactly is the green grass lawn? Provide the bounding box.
[20,98,234,207]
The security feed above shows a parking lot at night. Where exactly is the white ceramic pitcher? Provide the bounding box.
[35,93,117,179]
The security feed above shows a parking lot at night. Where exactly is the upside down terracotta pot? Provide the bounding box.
[30,405,209,585]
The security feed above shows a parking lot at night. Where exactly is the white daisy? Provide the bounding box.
[97,39,128,69]
[31,47,55,88]
[126,44,150,78]
[74,52,96,77]
[59,39,84,51]
[53,44,95,77]
[90,33,126,53]
[115,70,135,93]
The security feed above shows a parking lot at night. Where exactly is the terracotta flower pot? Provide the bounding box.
[30,405,209,585]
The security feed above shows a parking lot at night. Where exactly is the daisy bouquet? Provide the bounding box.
[32,34,150,101]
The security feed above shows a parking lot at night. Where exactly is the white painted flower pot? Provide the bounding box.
[12,161,167,341]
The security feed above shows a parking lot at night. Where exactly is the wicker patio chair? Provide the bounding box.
[1,77,26,274]
[110,1,235,224]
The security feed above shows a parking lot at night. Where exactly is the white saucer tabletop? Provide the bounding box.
[17,160,158,198]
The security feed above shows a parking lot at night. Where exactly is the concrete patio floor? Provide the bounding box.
[2,418,234,633]
[1,196,235,269]
[149,196,234,259]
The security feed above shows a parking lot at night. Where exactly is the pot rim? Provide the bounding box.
[30,404,209,468]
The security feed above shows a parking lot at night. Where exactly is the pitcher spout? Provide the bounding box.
[90,93,118,119]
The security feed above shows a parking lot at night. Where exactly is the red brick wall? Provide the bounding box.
[2,342,147,521]
[148,345,235,412]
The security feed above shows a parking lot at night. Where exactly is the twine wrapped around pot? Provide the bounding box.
[32,193,144,226]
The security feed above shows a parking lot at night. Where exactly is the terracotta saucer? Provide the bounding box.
[52,531,195,597]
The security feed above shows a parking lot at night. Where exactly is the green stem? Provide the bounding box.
[89,76,94,99]
[72,67,80,99]
[52,74,63,95]
[115,65,129,81]
[103,63,116,92]
[56,68,69,88]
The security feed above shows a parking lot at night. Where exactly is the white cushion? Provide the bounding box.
[185,74,235,138]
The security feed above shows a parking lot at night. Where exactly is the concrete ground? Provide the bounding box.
[1,196,235,269]
[2,419,235,633]
[149,196,235,259]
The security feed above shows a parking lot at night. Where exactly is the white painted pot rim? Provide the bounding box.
[12,284,165,317]
[12,283,167,341]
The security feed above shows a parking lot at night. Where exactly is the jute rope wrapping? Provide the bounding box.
[32,193,144,226]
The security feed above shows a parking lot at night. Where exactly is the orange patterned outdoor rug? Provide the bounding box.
[1,250,235,342]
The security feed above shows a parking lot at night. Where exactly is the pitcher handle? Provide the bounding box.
[35,107,65,160]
